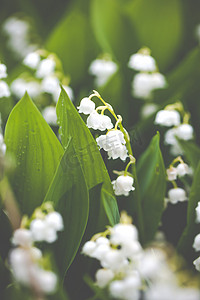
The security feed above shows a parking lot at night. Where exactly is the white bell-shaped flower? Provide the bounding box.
[133,72,166,99]
[110,223,138,246]
[45,211,64,231]
[82,240,97,256]
[87,111,113,131]
[89,59,117,87]
[170,143,184,156]
[167,188,187,204]
[11,78,41,99]
[0,81,10,98]
[23,52,40,69]
[9,248,31,285]
[164,128,178,145]
[141,103,158,118]
[53,85,74,103]
[138,249,166,280]
[176,163,189,177]
[128,53,156,72]
[36,58,56,78]
[107,144,128,161]
[166,167,177,181]
[132,73,154,99]
[31,218,58,243]
[151,72,167,89]
[101,249,128,271]
[176,124,194,140]
[36,269,57,294]
[30,219,47,242]
[96,130,128,160]
[78,97,95,115]
[12,228,32,247]
[0,64,7,79]
[155,110,181,127]
[95,268,114,288]
[109,275,141,300]
[11,78,28,98]
[195,202,200,223]
[91,243,111,261]
[193,234,200,252]
[112,175,135,196]
[42,106,57,126]
[193,257,200,272]
[41,75,60,94]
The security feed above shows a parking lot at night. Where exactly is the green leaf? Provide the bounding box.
[125,0,183,70]
[137,132,166,242]
[86,184,116,239]
[91,0,139,63]
[4,92,64,214]
[46,8,99,86]
[56,88,120,225]
[177,140,200,171]
[43,138,89,277]
[177,162,200,259]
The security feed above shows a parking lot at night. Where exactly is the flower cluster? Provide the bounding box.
[89,56,117,87]
[165,156,190,205]
[0,62,10,99]
[78,91,135,196]
[155,102,194,156]
[10,49,73,126]
[13,50,73,102]
[82,212,200,300]
[128,47,167,100]
[2,16,38,59]
[9,202,63,295]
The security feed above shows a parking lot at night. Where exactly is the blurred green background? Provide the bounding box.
[1,1,200,298]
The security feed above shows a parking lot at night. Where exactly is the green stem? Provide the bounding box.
[120,124,145,243]
[93,91,145,243]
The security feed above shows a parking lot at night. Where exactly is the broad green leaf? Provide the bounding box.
[125,0,183,70]
[56,88,120,225]
[86,184,117,239]
[43,138,89,277]
[46,8,99,85]
[177,162,200,259]
[137,132,166,242]
[91,0,139,63]
[178,140,200,171]
[4,92,63,214]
